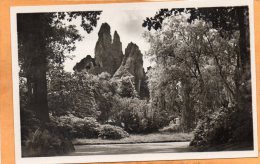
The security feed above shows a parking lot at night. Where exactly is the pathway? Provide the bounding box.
[68,142,191,156]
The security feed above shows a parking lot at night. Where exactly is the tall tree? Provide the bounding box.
[144,6,252,142]
[143,7,250,71]
[18,11,102,122]
[144,11,241,132]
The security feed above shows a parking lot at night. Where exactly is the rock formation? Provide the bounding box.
[73,23,147,96]
[114,42,145,93]
[94,23,123,75]
[73,55,96,72]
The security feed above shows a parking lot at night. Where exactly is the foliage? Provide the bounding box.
[190,104,253,148]
[159,123,181,133]
[48,69,99,118]
[22,127,75,157]
[50,114,101,139]
[190,106,233,147]
[74,132,192,145]
[48,69,153,134]
[49,114,130,140]
[48,69,119,123]
[111,96,166,133]
[144,11,242,132]
[20,109,41,145]
[142,7,248,39]
[144,9,252,148]
[19,77,41,144]
[143,6,251,74]
[19,77,28,111]
[116,76,138,98]
[18,11,102,122]
[18,12,102,68]
[99,124,129,139]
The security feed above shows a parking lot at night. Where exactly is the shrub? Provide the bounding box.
[48,71,99,118]
[159,123,181,133]
[111,97,164,133]
[114,75,138,98]
[20,109,41,145]
[99,124,129,139]
[98,72,111,80]
[23,127,74,157]
[50,114,101,139]
[190,106,234,147]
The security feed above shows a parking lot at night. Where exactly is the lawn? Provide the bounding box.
[73,132,193,145]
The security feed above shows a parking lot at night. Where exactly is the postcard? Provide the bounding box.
[10,0,257,163]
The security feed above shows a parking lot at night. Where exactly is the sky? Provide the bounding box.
[63,9,158,72]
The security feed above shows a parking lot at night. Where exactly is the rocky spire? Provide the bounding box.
[112,31,122,51]
[112,30,123,72]
[94,23,123,75]
[73,55,96,72]
[95,23,112,69]
[98,22,111,38]
[73,23,147,96]
[114,42,145,93]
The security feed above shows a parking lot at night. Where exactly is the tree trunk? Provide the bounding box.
[34,63,49,122]
[235,7,251,109]
[29,20,50,123]
[30,51,49,123]
[181,78,195,132]
[237,7,250,73]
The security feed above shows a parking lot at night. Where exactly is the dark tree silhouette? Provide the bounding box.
[18,11,102,123]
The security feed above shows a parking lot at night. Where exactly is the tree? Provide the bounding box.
[48,70,100,118]
[144,7,253,144]
[143,7,250,101]
[18,11,102,123]
[144,12,241,132]
[143,6,250,71]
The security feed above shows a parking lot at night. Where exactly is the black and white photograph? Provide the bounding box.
[11,0,257,163]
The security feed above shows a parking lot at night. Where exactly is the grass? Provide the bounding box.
[73,132,193,145]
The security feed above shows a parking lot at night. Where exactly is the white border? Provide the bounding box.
[11,0,258,164]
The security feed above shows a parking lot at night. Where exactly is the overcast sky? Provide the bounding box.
[63,9,158,72]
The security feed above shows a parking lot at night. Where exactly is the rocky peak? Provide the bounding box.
[122,42,143,65]
[74,23,147,97]
[113,31,120,44]
[73,55,96,72]
[114,42,145,93]
[98,23,111,37]
[95,23,123,75]
[112,31,122,53]
[95,23,112,55]
[112,30,123,70]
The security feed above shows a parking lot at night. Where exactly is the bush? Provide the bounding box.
[190,105,253,149]
[23,127,74,157]
[99,124,129,139]
[190,108,231,147]
[50,114,101,139]
[113,75,138,98]
[48,71,100,118]
[159,123,181,133]
[20,109,41,145]
[111,97,164,133]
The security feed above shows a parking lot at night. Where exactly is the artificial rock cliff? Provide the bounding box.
[74,23,146,94]
[114,42,145,93]
[94,23,123,75]
[73,55,96,72]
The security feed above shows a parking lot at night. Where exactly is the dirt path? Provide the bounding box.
[68,142,191,156]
